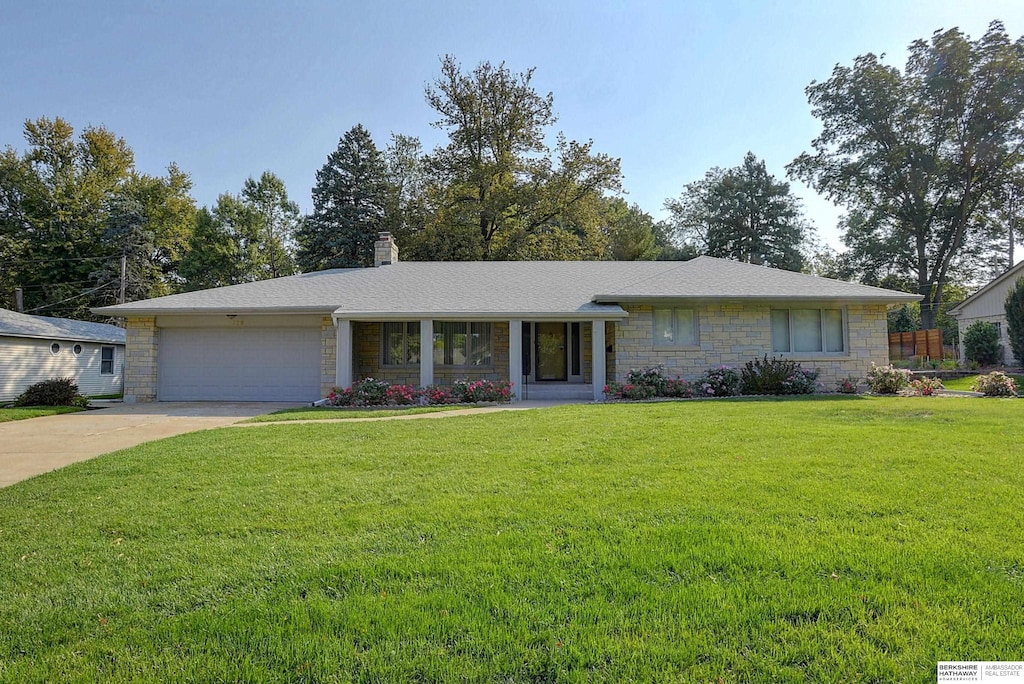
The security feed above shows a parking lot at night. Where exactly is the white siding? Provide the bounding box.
[0,336,124,402]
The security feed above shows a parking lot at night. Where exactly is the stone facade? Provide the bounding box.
[124,316,158,403]
[320,317,337,397]
[354,321,511,386]
[613,303,889,388]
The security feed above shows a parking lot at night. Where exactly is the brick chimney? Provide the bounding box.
[374,232,399,267]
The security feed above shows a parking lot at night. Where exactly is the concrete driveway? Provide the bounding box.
[0,402,298,488]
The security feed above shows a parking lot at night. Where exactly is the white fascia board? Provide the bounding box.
[591,294,922,305]
[331,309,629,322]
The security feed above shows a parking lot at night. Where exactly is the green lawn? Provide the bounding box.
[940,373,1024,391]
[1,397,1022,682]
[0,405,82,422]
[244,404,473,422]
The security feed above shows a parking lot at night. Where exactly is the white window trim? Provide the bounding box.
[380,321,421,368]
[433,321,495,368]
[771,307,848,356]
[100,346,115,375]
[49,341,62,355]
[652,308,699,348]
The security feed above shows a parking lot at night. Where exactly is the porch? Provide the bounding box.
[331,318,616,402]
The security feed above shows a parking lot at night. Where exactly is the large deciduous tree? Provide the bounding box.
[788,22,1024,328]
[0,117,194,318]
[297,125,389,271]
[420,56,622,259]
[664,152,811,271]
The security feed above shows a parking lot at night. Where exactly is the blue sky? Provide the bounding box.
[3,0,1024,251]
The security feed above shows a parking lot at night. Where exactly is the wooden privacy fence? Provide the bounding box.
[889,329,943,360]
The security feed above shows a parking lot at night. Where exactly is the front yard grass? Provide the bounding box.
[1,397,1022,682]
[244,404,472,422]
[0,406,82,422]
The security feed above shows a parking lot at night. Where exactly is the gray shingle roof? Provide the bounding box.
[92,257,919,319]
[0,308,126,344]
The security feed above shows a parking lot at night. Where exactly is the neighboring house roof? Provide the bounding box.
[947,259,1024,317]
[0,308,126,344]
[92,256,920,319]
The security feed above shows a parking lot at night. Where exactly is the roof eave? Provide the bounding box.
[332,309,629,321]
[91,306,338,317]
[0,331,125,344]
[592,294,923,304]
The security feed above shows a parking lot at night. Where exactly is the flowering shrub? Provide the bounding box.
[422,385,454,404]
[699,366,742,397]
[663,378,693,398]
[604,381,657,400]
[835,377,860,394]
[626,365,669,395]
[463,379,514,403]
[866,364,913,394]
[971,371,1018,397]
[904,377,944,396]
[740,355,818,395]
[385,384,417,405]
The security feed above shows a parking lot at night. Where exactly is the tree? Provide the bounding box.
[665,153,812,270]
[297,125,389,271]
[179,207,242,290]
[421,56,622,259]
[1005,276,1024,363]
[789,22,1024,328]
[603,198,659,260]
[963,320,1003,365]
[241,172,298,279]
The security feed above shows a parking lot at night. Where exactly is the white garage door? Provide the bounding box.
[158,327,321,401]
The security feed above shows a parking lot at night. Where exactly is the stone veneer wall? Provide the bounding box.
[320,317,337,397]
[124,316,158,402]
[614,303,889,388]
[354,321,510,385]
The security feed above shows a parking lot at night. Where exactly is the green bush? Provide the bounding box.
[963,321,1002,366]
[14,378,84,407]
[740,355,818,395]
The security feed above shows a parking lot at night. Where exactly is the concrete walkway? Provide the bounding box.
[0,402,296,488]
[231,399,577,427]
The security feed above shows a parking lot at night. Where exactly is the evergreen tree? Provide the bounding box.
[1005,276,1024,363]
[665,153,811,271]
[297,124,388,270]
[241,171,299,279]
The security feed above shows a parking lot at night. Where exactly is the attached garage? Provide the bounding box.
[157,326,321,401]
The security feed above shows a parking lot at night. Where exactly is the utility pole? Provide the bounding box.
[119,252,127,304]
[14,287,23,312]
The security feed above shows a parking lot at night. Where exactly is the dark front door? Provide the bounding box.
[536,322,567,381]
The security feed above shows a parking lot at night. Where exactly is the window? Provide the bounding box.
[382,322,421,365]
[771,309,845,354]
[73,343,83,356]
[50,342,61,355]
[653,308,697,347]
[433,322,492,366]
[100,346,115,374]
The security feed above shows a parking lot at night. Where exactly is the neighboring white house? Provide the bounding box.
[0,308,126,403]
[94,234,920,404]
[948,260,1024,367]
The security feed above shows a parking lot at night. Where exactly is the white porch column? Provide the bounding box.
[591,319,606,402]
[420,319,434,387]
[509,319,523,401]
[335,318,353,389]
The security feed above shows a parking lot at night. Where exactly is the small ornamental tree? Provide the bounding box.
[963,321,1003,366]
[1005,276,1024,365]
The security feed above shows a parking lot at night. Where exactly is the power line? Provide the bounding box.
[24,281,116,314]
[0,254,119,267]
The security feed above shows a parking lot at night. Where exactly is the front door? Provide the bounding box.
[536,322,567,380]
